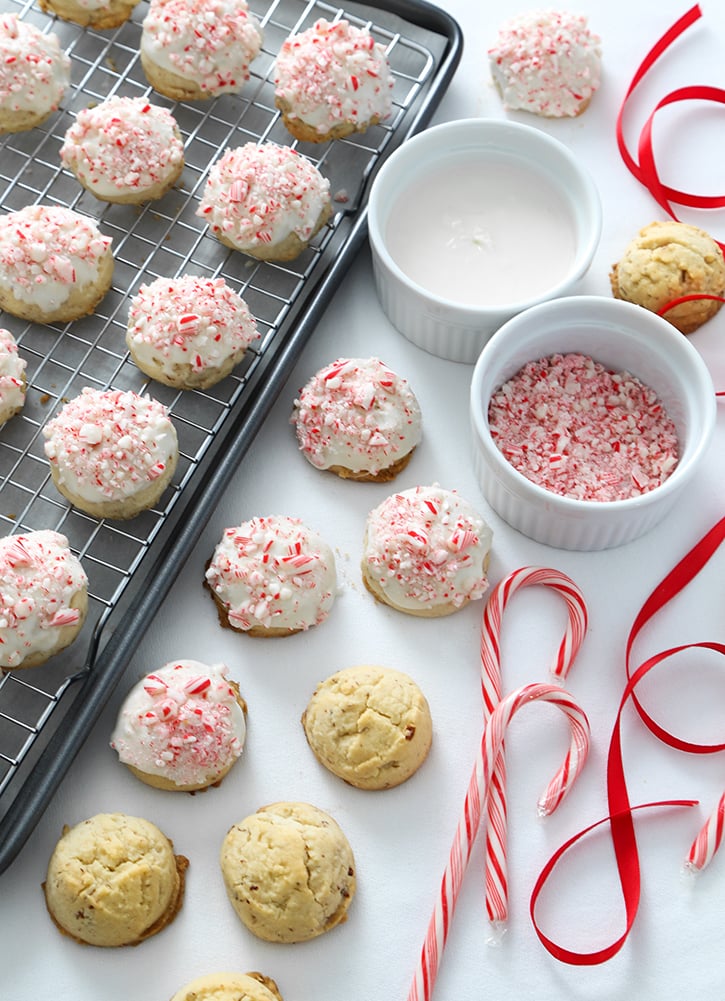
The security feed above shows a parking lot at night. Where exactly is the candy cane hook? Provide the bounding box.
[480,567,588,925]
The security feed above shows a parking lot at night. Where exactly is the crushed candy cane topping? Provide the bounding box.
[205,515,337,632]
[487,352,680,501]
[488,9,602,118]
[0,204,112,311]
[197,142,331,252]
[0,530,87,669]
[292,356,422,474]
[110,659,246,786]
[42,387,177,505]
[141,0,262,96]
[0,327,26,422]
[363,484,493,610]
[60,96,184,199]
[127,274,259,376]
[0,15,70,121]
[274,17,394,135]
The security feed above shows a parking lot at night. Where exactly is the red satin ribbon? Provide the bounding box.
[530,513,725,963]
[616,3,725,251]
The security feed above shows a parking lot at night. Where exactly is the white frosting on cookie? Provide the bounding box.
[141,0,262,97]
[197,142,331,254]
[274,18,394,136]
[0,15,70,124]
[292,357,421,475]
[0,530,87,669]
[0,327,26,424]
[110,659,246,787]
[362,484,492,611]
[488,10,602,118]
[42,387,177,506]
[0,205,113,314]
[126,274,259,380]
[60,96,184,201]
[205,515,337,632]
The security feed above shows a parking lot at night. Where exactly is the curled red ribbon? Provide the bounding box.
[616,3,725,250]
[530,513,725,963]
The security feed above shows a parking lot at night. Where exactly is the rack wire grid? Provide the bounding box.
[0,0,461,870]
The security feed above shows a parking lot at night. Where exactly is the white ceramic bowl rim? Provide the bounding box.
[368,117,603,315]
[470,295,716,512]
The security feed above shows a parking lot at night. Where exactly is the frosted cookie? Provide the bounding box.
[220,801,356,943]
[0,328,26,428]
[141,0,262,101]
[170,972,283,1001]
[42,387,178,520]
[60,96,184,205]
[0,530,88,671]
[488,10,602,118]
[610,220,725,334]
[43,812,188,947]
[110,659,247,792]
[204,515,337,637]
[0,205,114,325]
[274,18,394,143]
[291,356,422,481]
[361,484,493,617]
[38,0,139,30]
[197,142,332,262]
[302,664,433,790]
[126,274,260,389]
[0,15,70,134]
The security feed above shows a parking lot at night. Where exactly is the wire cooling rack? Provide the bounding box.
[0,0,461,872]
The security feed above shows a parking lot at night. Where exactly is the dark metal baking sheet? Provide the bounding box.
[0,0,462,872]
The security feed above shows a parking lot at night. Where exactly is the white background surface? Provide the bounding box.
[4,1,725,999]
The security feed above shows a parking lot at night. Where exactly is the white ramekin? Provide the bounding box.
[367,118,602,364]
[469,296,716,551]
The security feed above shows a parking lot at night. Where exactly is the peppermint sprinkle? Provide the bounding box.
[488,352,679,502]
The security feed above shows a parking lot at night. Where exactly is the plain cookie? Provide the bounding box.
[220,801,355,943]
[302,664,433,789]
[43,812,188,947]
[169,971,283,1001]
[610,220,725,334]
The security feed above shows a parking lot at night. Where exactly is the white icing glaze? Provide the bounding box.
[274,18,394,135]
[205,515,337,632]
[0,327,26,423]
[42,387,177,506]
[197,142,331,253]
[0,15,70,122]
[488,10,602,118]
[0,530,87,669]
[363,484,492,611]
[292,356,422,474]
[110,659,246,787]
[60,96,184,200]
[141,0,262,97]
[126,274,259,378]
[0,205,113,313]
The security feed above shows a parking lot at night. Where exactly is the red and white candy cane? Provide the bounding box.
[480,568,588,926]
[686,790,725,872]
[407,682,590,1001]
